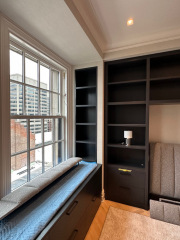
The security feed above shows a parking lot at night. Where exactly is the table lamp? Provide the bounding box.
[124,130,133,146]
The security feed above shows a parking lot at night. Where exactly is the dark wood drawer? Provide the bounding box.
[107,184,145,208]
[106,165,145,208]
[107,165,145,189]
[49,191,90,240]
[69,191,101,240]
[47,165,102,240]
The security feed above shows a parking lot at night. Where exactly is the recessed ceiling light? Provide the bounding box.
[127,18,134,26]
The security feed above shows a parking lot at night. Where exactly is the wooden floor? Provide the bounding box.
[85,200,150,240]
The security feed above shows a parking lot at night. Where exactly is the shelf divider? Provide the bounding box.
[108,144,146,150]
[108,101,146,105]
[108,123,146,127]
[108,79,146,85]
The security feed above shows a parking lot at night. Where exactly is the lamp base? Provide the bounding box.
[125,138,131,146]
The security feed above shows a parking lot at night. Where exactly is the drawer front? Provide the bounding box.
[49,192,89,240]
[106,165,145,208]
[69,192,101,240]
[49,166,102,240]
[107,165,145,189]
[107,184,145,208]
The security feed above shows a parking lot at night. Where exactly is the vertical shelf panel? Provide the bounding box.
[75,67,97,162]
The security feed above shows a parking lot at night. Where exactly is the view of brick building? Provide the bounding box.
[11,119,35,171]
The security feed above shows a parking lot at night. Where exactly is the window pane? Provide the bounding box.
[40,64,49,90]
[25,56,38,87]
[55,118,62,141]
[52,93,59,115]
[30,119,42,149]
[52,70,60,93]
[30,148,42,180]
[25,86,38,115]
[10,82,23,115]
[44,145,53,171]
[44,119,53,144]
[40,90,50,115]
[54,142,62,165]
[10,48,23,83]
[11,119,27,154]
[11,152,27,191]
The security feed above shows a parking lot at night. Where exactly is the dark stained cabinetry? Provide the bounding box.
[105,58,148,209]
[37,165,102,240]
[75,67,97,162]
[105,50,180,210]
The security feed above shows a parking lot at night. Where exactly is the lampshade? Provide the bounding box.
[124,130,133,139]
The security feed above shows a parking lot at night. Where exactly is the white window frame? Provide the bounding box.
[0,14,74,198]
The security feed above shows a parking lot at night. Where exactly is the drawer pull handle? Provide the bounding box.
[92,196,97,202]
[66,201,78,215]
[69,229,78,240]
[118,168,132,173]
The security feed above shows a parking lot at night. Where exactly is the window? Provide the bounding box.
[9,36,67,191]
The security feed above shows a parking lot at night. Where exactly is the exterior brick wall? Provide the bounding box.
[11,120,35,171]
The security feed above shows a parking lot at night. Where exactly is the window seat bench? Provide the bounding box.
[0,161,102,240]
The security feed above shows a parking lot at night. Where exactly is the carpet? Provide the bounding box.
[99,207,180,240]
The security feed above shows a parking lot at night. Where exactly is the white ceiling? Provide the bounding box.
[0,0,180,65]
[0,0,101,65]
[68,0,180,53]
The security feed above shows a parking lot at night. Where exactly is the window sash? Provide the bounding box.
[10,41,66,191]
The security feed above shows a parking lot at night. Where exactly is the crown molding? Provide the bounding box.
[104,35,180,61]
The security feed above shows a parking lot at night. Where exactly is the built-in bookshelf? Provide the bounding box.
[75,67,97,162]
[105,50,180,210]
[105,57,148,210]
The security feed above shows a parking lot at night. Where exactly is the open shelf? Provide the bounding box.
[107,147,145,168]
[76,87,96,105]
[107,59,146,83]
[76,107,96,124]
[108,104,146,125]
[150,53,180,78]
[108,82,146,102]
[108,126,146,146]
[150,78,180,101]
[75,67,97,87]
[76,125,96,142]
[76,142,96,162]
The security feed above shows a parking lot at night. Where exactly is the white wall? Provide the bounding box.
[149,105,180,144]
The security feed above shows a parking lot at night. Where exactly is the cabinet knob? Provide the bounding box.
[118,168,132,173]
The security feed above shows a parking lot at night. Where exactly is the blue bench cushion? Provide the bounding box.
[0,157,82,220]
[0,161,97,240]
